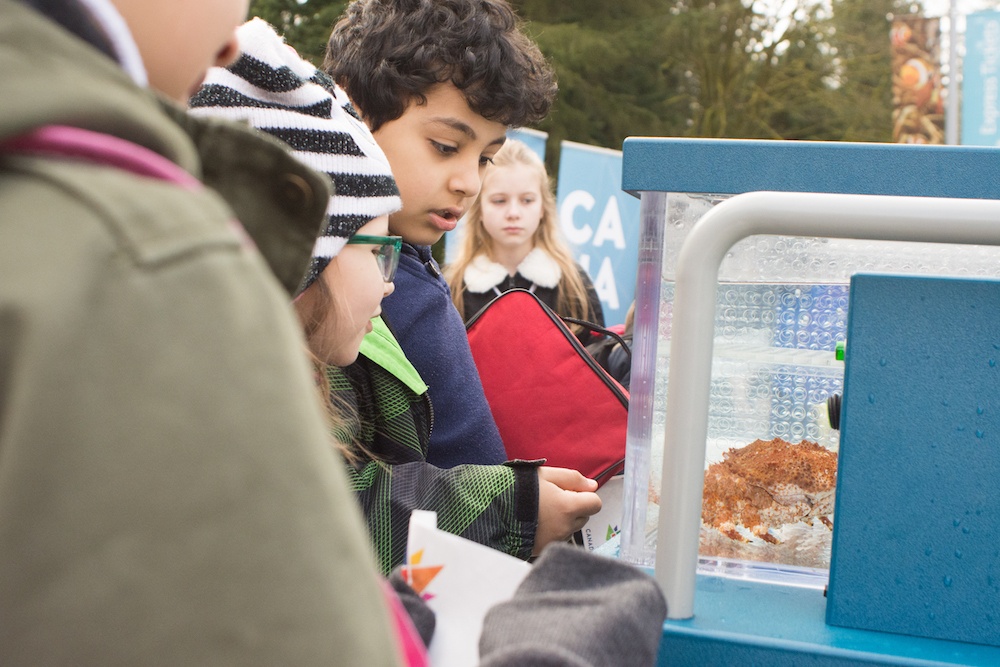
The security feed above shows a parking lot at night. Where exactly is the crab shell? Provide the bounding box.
[701,438,837,544]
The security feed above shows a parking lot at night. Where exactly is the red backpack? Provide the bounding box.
[466,289,628,487]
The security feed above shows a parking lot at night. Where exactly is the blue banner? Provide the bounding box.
[555,141,639,327]
[506,127,547,161]
[962,11,1000,146]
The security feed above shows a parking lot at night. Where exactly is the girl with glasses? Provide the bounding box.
[191,19,601,576]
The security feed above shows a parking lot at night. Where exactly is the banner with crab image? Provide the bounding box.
[891,15,944,144]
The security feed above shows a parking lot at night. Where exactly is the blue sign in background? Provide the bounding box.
[555,141,640,327]
[506,127,548,161]
[962,11,1000,146]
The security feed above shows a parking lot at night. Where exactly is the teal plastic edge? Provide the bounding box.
[657,575,1000,666]
[621,137,1000,200]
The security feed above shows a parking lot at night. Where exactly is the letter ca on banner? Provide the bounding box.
[560,190,627,312]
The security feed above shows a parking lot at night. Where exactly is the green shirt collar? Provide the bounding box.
[359,316,428,395]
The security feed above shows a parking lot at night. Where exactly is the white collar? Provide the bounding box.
[77,0,148,88]
[463,247,562,293]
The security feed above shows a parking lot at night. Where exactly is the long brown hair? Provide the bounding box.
[446,139,596,325]
[293,266,365,464]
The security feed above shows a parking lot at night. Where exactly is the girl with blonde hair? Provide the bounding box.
[447,139,604,335]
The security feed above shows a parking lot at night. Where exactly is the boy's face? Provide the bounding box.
[372,83,507,247]
[113,0,249,103]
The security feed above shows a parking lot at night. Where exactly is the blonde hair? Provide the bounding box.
[446,139,597,326]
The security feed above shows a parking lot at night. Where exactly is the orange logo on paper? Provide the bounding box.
[400,549,443,600]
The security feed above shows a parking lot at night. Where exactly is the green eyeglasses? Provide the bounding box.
[347,235,403,282]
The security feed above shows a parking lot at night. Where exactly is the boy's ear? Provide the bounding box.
[213,36,241,70]
[345,99,376,131]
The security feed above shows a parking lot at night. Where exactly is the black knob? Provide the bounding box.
[827,393,842,430]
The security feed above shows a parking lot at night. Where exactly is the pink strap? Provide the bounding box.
[3,125,255,248]
[380,581,430,667]
[1,125,200,189]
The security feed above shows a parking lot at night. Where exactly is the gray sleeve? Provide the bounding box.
[479,544,667,667]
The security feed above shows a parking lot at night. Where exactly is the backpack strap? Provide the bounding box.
[2,125,254,246]
[1,125,201,188]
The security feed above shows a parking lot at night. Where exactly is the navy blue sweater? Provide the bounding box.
[381,243,507,467]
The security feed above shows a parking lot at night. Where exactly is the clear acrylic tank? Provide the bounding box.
[618,138,1000,588]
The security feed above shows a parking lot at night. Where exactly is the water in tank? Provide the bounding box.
[620,190,1000,587]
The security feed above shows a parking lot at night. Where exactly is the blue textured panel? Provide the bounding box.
[621,138,1000,199]
[827,274,1000,646]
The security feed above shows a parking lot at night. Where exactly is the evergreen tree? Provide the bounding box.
[245,0,926,154]
[249,0,348,65]
[824,0,924,142]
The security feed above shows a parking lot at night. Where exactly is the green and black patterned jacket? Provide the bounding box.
[336,317,540,575]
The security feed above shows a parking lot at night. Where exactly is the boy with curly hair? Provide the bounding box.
[326,0,556,467]
[321,0,601,563]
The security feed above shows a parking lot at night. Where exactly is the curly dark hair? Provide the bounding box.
[324,0,557,131]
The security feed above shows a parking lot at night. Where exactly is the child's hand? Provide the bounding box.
[533,467,602,556]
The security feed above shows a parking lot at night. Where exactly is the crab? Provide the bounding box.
[701,437,837,544]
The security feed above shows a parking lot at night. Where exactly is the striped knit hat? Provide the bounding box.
[189,18,402,294]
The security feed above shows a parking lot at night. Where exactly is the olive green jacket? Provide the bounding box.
[0,2,401,665]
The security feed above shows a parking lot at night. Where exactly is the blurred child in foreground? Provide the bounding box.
[0,0,401,663]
